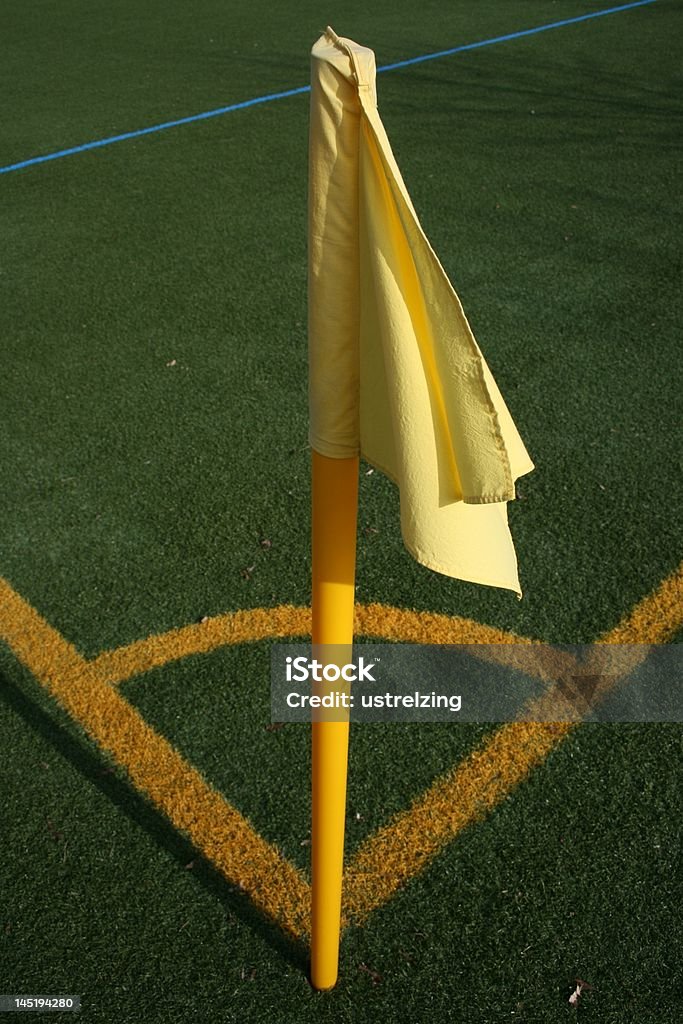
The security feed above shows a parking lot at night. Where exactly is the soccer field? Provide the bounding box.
[1,2,681,1020]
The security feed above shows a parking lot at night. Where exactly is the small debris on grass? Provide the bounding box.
[184,860,196,871]
[265,722,284,732]
[364,526,379,537]
[166,359,177,367]
[240,967,257,982]
[240,565,256,581]
[568,978,593,1007]
[199,615,210,624]
[259,537,272,550]
[46,819,64,843]
[358,962,382,986]
[365,467,374,475]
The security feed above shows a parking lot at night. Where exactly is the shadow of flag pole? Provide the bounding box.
[308,27,534,990]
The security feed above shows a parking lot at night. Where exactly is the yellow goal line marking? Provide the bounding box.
[340,560,683,926]
[0,578,311,940]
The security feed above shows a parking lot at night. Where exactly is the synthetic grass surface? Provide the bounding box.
[3,669,680,1021]
[1,1,681,1020]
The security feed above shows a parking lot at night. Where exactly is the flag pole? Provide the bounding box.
[310,449,359,990]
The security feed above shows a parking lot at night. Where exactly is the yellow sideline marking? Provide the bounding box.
[0,560,680,939]
[0,579,311,939]
[341,561,683,925]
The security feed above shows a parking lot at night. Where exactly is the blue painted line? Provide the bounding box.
[0,85,312,176]
[376,0,658,73]
[0,0,657,176]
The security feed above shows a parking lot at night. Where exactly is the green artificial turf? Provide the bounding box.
[1,0,681,1020]
[3,665,680,1022]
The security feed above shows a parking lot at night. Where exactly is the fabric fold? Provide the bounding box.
[308,27,534,595]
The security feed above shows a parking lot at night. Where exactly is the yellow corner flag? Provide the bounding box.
[307,28,534,990]
[309,27,534,596]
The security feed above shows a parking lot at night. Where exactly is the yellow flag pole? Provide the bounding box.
[310,450,359,990]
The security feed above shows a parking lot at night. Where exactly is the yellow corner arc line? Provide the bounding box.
[1,559,681,940]
[91,602,539,689]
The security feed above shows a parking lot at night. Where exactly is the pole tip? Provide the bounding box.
[309,962,339,991]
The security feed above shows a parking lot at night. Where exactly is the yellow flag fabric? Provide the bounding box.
[308,28,534,596]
